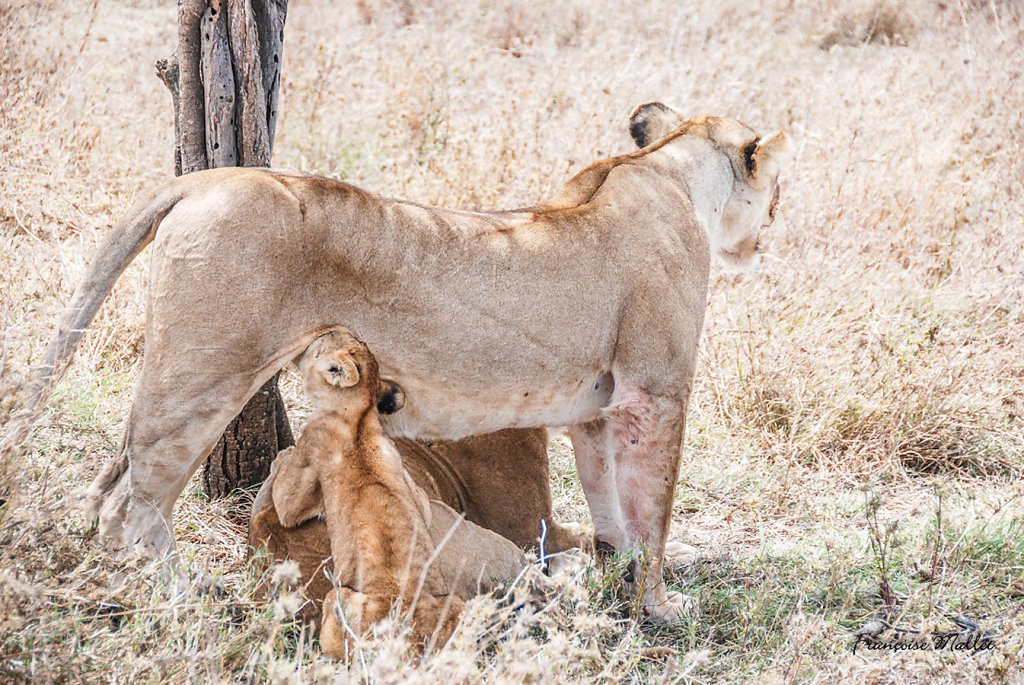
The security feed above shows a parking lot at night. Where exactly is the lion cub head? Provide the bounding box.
[629,102,793,272]
[270,328,406,528]
[299,328,405,419]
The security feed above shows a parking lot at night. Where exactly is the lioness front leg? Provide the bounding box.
[607,389,694,622]
[568,418,627,554]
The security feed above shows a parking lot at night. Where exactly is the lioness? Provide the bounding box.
[32,103,790,621]
[252,328,531,656]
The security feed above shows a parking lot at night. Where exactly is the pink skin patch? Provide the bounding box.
[604,388,656,446]
[598,387,686,612]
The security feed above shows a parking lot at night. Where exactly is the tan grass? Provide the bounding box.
[1,0,1022,681]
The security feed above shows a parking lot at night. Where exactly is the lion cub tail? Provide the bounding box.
[24,178,193,412]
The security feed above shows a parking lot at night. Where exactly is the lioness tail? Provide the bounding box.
[26,180,189,411]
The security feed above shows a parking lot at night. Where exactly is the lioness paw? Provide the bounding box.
[557,521,595,551]
[642,589,698,623]
[663,540,700,567]
[545,547,591,578]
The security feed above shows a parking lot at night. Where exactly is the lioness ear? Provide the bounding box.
[376,378,406,415]
[743,131,793,188]
[629,102,684,148]
[323,355,359,388]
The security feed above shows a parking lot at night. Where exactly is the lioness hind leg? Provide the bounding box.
[88,370,268,555]
[89,325,337,556]
[84,452,128,522]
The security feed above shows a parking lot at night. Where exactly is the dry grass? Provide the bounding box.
[1,0,1022,681]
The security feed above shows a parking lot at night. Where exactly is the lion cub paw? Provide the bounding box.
[642,589,699,624]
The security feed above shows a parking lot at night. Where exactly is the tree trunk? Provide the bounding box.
[158,0,292,498]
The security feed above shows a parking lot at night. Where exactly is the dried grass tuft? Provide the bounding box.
[818,1,916,50]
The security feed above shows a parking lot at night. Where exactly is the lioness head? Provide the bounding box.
[629,102,792,271]
[298,328,406,416]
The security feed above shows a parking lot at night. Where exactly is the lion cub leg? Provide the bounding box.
[426,500,525,597]
[317,456,464,656]
[269,446,323,528]
[439,428,591,560]
[319,587,392,658]
[320,585,465,658]
[540,521,593,577]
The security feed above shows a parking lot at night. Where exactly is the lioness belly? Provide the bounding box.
[379,368,615,440]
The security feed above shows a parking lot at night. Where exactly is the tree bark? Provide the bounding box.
[227,0,272,166]
[254,0,287,149]
[158,0,291,498]
[200,0,238,167]
[201,379,286,497]
[154,57,182,175]
[177,0,208,175]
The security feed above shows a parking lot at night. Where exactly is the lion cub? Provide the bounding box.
[264,328,524,657]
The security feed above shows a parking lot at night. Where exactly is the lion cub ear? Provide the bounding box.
[323,354,360,388]
[743,131,793,188]
[376,378,406,415]
[629,102,684,148]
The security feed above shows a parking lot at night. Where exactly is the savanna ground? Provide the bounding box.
[1,0,1023,682]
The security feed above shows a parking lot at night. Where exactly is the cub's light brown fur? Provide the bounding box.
[257,328,532,656]
[249,418,588,630]
[29,103,790,622]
